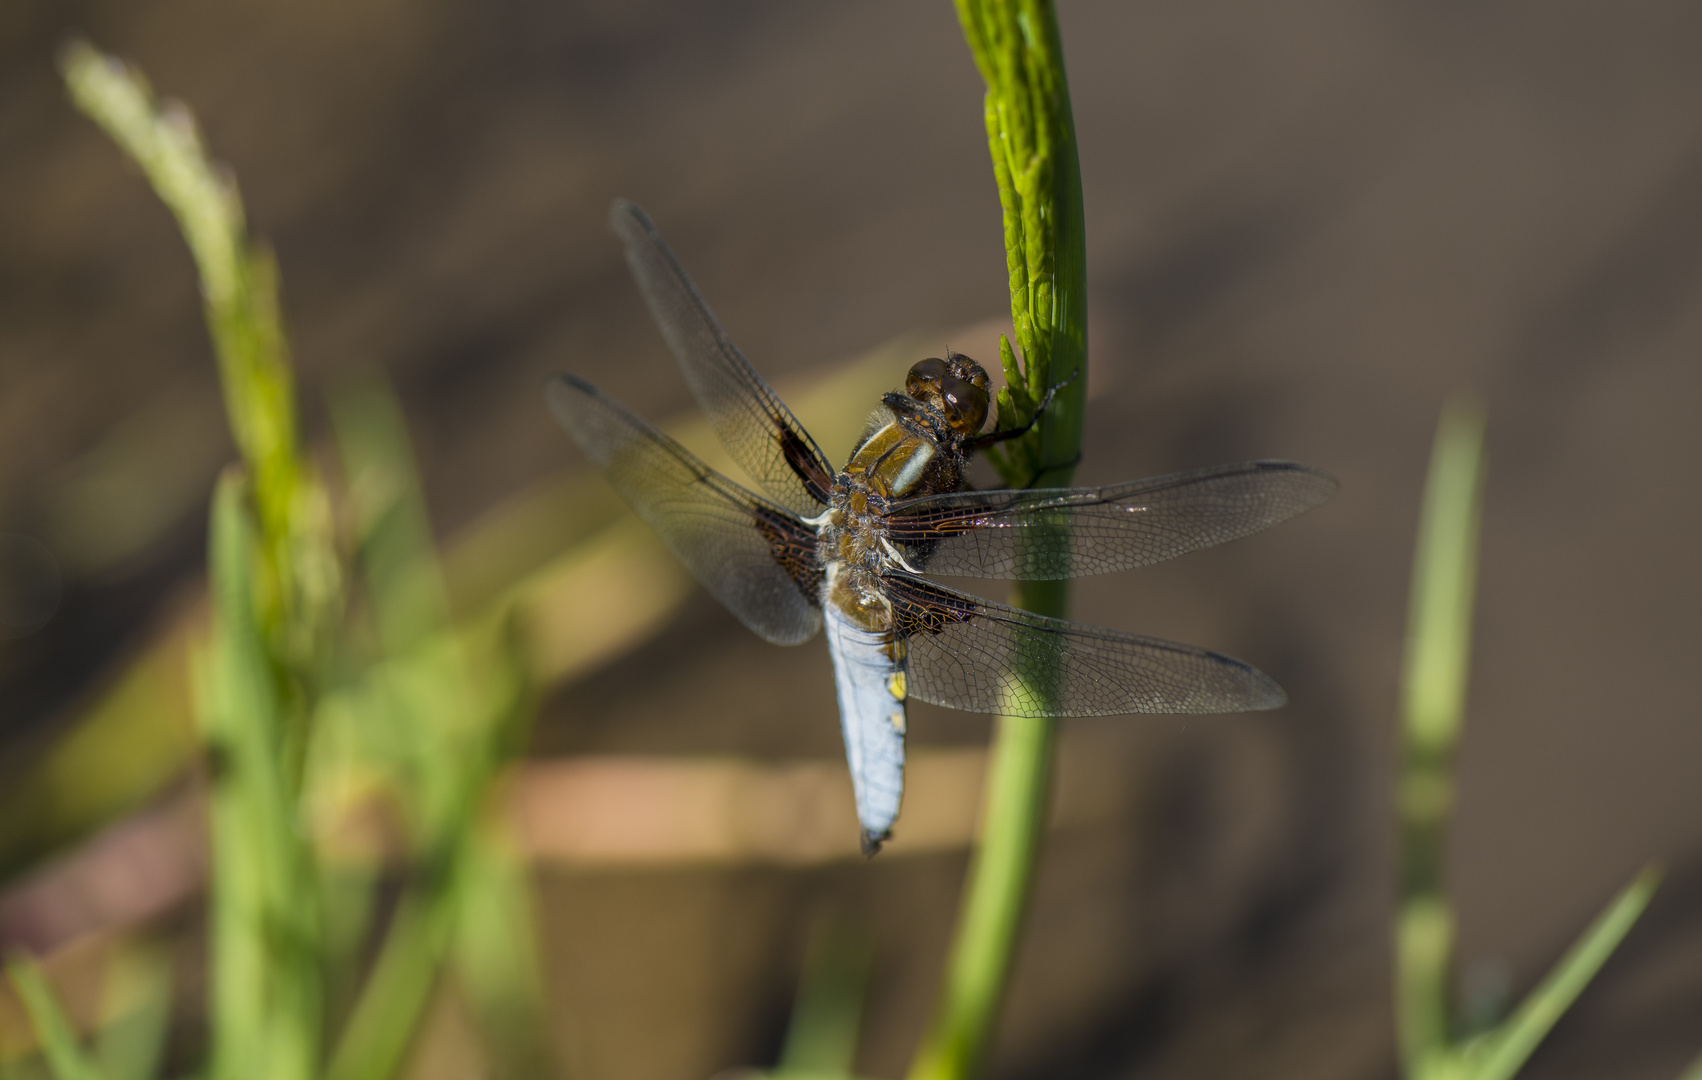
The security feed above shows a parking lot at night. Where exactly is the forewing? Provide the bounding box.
[610,200,835,513]
[886,461,1336,579]
[547,375,823,645]
[886,572,1284,717]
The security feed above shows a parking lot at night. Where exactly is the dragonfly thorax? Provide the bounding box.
[819,473,895,633]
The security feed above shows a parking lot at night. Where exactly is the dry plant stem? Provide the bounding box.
[908,1,1085,1078]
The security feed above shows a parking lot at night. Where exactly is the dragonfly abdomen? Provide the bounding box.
[824,602,908,854]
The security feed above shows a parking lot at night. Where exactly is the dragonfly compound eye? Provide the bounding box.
[941,375,989,434]
[906,357,951,398]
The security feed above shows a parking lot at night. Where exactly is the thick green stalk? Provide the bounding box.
[908,3,1086,1079]
[906,705,1057,1080]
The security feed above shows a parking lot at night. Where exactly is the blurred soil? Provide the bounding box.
[2,2,1701,1078]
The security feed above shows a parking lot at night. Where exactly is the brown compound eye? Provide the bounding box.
[940,375,989,434]
[906,357,951,398]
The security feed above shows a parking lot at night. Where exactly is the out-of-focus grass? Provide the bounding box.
[907,4,1085,1080]
[0,41,550,1080]
[1394,398,1658,1080]
[4,956,103,1080]
[769,927,873,1080]
[199,471,322,1080]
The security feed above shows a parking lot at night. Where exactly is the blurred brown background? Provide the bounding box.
[2,1,1700,1078]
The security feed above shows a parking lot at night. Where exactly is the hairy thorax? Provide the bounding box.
[817,405,970,637]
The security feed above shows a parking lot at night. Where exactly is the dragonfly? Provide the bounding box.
[549,200,1336,855]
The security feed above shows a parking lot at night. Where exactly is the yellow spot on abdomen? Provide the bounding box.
[889,710,907,735]
[887,671,907,701]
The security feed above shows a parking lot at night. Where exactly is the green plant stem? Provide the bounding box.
[202,472,322,1080]
[61,40,337,689]
[60,41,300,540]
[906,703,1056,1080]
[774,924,873,1078]
[1393,401,1658,1080]
[1395,398,1486,1076]
[908,2,1085,1077]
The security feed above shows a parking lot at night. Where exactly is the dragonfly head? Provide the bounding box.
[905,351,991,436]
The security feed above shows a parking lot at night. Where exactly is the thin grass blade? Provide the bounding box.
[5,956,104,1080]
[1464,865,1661,1080]
[774,927,872,1079]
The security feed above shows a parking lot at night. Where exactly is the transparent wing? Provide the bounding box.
[547,375,822,645]
[886,572,1284,716]
[885,461,1336,579]
[610,199,835,514]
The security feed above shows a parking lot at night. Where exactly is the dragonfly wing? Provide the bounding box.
[887,461,1336,579]
[548,375,823,646]
[886,571,1284,717]
[610,200,835,514]
[824,605,908,854]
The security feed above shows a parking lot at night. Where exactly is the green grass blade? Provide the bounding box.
[94,945,172,1080]
[450,826,553,1080]
[1464,865,1661,1080]
[775,928,872,1078]
[5,955,104,1080]
[1395,398,1486,1075]
[323,889,458,1080]
[201,472,322,1080]
[60,41,299,540]
[324,380,544,1080]
[330,379,452,657]
[1677,1047,1702,1080]
[61,40,338,692]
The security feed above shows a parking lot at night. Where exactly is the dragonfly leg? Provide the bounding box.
[967,366,1082,452]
